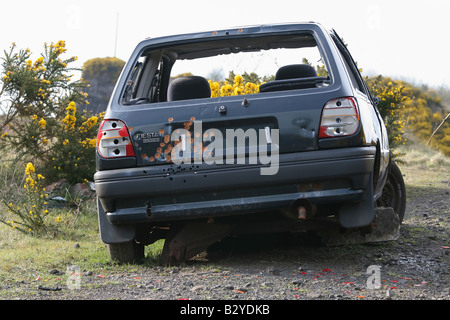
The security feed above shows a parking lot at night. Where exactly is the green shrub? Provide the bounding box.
[0,41,102,184]
[365,76,408,150]
[0,162,54,235]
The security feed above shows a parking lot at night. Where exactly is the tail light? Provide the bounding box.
[97,119,136,158]
[319,97,360,138]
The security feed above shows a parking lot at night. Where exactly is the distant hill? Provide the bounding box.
[80,57,125,114]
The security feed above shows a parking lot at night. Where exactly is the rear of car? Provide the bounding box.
[94,22,391,263]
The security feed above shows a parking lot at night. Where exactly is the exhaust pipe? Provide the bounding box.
[287,200,316,221]
[297,206,307,220]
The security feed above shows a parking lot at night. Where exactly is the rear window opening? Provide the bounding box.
[122,33,331,105]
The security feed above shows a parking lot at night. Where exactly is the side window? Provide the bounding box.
[122,52,164,105]
[332,35,368,95]
[339,51,361,91]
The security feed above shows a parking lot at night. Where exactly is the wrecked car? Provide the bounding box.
[94,22,406,264]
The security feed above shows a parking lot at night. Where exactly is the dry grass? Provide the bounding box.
[397,133,450,169]
[0,159,25,201]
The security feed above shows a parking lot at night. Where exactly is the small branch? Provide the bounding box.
[428,112,450,145]
[38,285,62,291]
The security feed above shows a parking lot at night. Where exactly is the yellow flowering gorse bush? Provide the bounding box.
[0,162,52,235]
[366,76,409,151]
[62,101,77,130]
[209,74,261,98]
[0,41,103,184]
[46,101,104,183]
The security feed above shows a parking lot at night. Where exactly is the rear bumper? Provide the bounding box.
[95,146,376,225]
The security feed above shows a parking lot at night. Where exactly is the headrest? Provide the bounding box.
[275,64,317,80]
[167,76,211,101]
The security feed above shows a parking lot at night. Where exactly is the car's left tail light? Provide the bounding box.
[97,119,136,158]
[319,97,360,138]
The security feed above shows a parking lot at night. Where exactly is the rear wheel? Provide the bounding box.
[376,161,406,223]
[107,241,145,264]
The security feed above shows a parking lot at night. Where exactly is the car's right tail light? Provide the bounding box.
[96,119,136,158]
[319,97,360,138]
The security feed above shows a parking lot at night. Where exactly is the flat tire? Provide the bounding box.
[376,161,406,223]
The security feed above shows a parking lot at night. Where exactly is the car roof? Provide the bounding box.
[138,22,329,47]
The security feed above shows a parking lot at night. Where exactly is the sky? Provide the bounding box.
[1,0,449,88]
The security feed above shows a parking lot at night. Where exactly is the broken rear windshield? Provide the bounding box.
[122,33,330,105]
